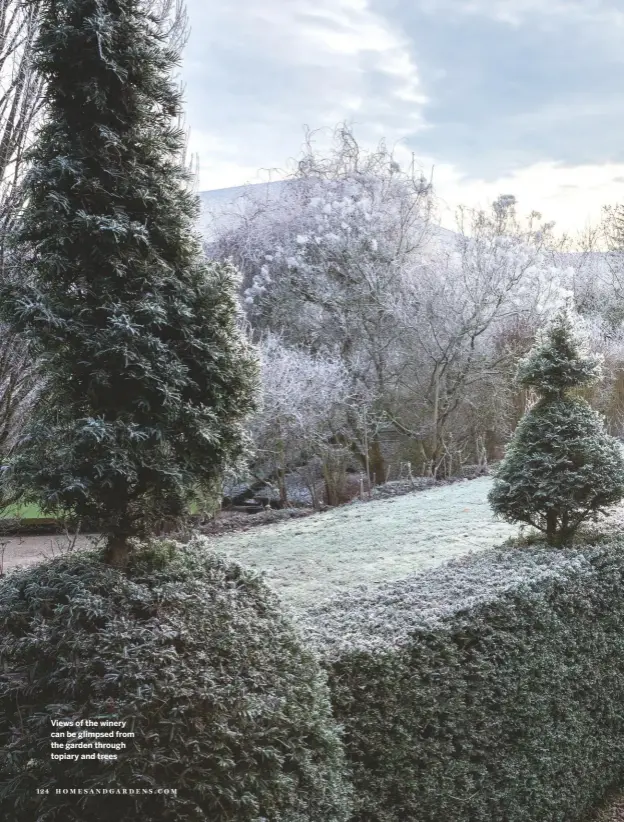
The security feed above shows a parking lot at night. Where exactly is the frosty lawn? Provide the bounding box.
[211,477,520,609]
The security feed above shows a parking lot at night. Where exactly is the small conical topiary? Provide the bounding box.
[488,308,624,545]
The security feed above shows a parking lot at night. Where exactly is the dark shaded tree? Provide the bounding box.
[0,0,258,565]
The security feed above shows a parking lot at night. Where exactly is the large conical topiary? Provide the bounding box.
[488,309,624,545]
[0,0,258,565]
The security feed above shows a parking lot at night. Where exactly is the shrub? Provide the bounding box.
[298,540,624,822]
[0,538,351,821]
[489,309,624,544]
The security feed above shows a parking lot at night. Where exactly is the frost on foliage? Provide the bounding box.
[489,309,624,545]
[516,308,602,396]
[214,168,433,329]
[0,542,352,821]
[247,333,353,482]
[440,231,573,326]
[297,544,593,659]
[211,477,521,609]
[208,139,585,478]
[0,0,259,550]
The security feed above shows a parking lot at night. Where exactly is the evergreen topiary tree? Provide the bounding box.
[0,0,258,565]
[488,309,624,545]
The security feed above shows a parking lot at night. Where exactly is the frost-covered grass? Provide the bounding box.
[209,477,521,608]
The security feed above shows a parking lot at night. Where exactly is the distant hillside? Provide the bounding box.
[198,180,292,242]
[198,180,461,249]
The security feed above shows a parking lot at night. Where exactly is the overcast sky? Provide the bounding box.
[180,0,624,236]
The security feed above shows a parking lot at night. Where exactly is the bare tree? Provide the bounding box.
[0,0,43,254]
[0,0,45,472]
[250,332,355,506]
[209,132,589,482]
[211,125,434,481]
[384,198,573,475]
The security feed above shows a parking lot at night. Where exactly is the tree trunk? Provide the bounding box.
[322,460,338,506]
[430,367,441,476]
[104,534,131,567]
[545,510,558,546]
[277,432,288,506]
[277,466,288,506]
[321,448,346,506]
[368,435,385,488]
[362,410,370,490]
[559,512,574,546]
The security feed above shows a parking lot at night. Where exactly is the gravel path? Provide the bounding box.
[0,533,103,575]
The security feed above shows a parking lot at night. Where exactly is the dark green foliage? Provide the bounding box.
[0,539,352,821]
[515,310,602,397]
[0,516,63,536]
[0,0,258,559]
[302,542,624,822]
[489,310,624,544]
[489,399,624,541]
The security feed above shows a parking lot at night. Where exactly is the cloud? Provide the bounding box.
[182,0,624,236]
[377,0,624,182]
[418,0,624,27]
[430,159,624,236]
[182,0,428,190]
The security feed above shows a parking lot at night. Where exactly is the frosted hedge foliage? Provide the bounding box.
[0,541,351,822]
[296,543,592,657]
[297,538,624,821]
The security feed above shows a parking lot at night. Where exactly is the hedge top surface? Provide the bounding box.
[322,535,624,822]
[296,541,595,659]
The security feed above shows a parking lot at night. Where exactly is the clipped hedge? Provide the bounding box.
[299,540,624,822]
[0,539,352,822]
[0,516,102,535]
[0,517,64,535]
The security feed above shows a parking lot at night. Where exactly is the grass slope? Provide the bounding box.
[0,503,45,519]
[210,477,520,609]
[0,500,206,520]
